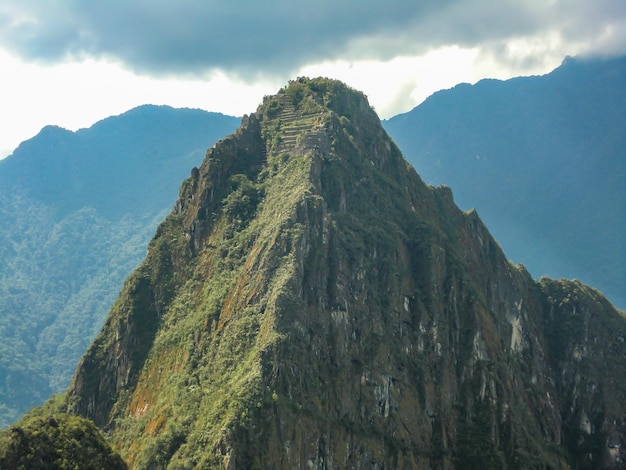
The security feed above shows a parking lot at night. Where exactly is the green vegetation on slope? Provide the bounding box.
[0,413,127,469]
[0,106,239,428]
[61,78,626,468]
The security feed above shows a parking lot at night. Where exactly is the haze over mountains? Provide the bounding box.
[0,106,239,426]
[384,55,626,309]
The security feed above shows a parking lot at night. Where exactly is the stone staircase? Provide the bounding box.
[272,93,322,155]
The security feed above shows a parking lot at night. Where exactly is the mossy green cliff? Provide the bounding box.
[61,78,625,468]
[0,413,126,469]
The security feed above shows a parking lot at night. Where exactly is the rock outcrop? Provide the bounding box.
[66,78,626,468]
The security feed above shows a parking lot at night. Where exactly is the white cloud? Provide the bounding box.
[1,0,625,157]
[297,48,480,118]
[295,42,570,119]
[0,50,277,158]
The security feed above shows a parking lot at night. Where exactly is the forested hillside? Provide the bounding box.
[0,106,239,427]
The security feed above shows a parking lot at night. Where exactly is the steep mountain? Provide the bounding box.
[0,106,239,427]
[384,55,626,309]
[62,78,626,468]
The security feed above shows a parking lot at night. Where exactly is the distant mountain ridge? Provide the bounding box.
[384,54,626,309]
[0,105,239,427]
[0,105,238,219]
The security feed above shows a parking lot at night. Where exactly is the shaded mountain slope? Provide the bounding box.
[384,55,626,309]
[0,106,239,427]
[64,78,626,468]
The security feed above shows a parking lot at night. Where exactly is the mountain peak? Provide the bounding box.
[64,79,626,468]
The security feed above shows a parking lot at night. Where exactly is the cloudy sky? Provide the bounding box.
[1,0,625,158]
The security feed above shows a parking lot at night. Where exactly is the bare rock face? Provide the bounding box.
[66,78,626,468]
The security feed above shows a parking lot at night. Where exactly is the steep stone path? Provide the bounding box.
[273,94,323,155]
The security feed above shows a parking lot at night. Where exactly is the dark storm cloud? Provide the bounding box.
[1,0,624,77]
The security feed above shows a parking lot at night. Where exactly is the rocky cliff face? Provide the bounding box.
[66,78,626,468]
[383,55,626,310]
